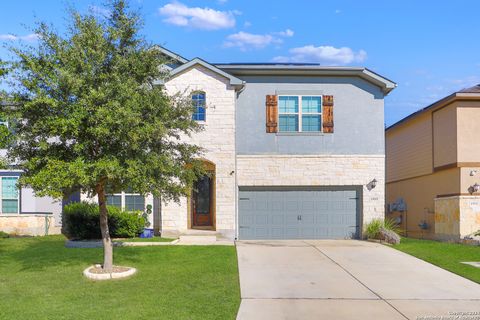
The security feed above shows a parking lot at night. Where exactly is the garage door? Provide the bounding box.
[238,187,360,240]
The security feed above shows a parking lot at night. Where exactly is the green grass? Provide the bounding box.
[112,236,175,242]
[0,235,240,320]
[394,237,480,284]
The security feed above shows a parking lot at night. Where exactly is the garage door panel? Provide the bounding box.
[316,214,329,224]
[285,213,299,224]
[286,200,299,211]
[301,213,315,224]
[238,188,359,240]
[271,215,284,224]
[255,214,269,225]
[271,228,285,239]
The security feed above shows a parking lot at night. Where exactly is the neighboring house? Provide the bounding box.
[0,46,396,240]
[386,85,480,240]
[0,154,62,236]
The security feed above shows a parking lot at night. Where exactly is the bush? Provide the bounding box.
[364,218,400,240]
[0,231,9,238]
[62,202,145,240]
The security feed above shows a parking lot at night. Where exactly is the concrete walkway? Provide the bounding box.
[236,240,480,320]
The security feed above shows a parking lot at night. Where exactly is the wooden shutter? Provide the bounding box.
[322,95,334,133]
[266,95,278,133]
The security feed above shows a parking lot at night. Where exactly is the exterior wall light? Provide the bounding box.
[473,183,480,193]
[469,183,480,194]
[367,178,377,191]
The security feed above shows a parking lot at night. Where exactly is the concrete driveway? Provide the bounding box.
[236,240,480,320]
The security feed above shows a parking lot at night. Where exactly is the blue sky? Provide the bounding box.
[1,0,479,126]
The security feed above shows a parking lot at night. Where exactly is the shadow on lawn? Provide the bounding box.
[0,236,143,272]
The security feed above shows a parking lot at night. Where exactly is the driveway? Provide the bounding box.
[236,240,480,320]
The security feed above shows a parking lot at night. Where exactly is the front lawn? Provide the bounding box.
[394,237,480,284]
[0,235,240,320]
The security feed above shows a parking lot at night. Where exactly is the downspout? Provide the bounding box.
[234,81,246,240]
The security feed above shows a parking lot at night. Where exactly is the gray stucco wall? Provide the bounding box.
[235,76,385,155]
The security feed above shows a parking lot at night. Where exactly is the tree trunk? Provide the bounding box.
[96,182,113,273]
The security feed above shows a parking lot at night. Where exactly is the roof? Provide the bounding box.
[155,46,396,94]
[386,84,480,131]
[169,58,244,87]
[215,64,397,94]
[153,45,188,64]
[458,84,480,93]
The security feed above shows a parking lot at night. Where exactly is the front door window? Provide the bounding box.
[192,174,213,227]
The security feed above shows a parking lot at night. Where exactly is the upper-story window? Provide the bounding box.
[192,92,206,121]
[278,95,322,132]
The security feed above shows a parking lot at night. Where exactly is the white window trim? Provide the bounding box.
[278,95,323,133]
[0,176,20,214]
[107,191,144,211]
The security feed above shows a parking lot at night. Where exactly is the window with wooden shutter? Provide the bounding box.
[322,95,334,133]
[266,95,278,133]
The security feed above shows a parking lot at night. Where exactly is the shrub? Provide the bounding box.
[0,231,9,238]
[364,218,400,240]
[62,202,144,240]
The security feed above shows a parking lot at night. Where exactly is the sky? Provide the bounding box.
[1,0,479,126]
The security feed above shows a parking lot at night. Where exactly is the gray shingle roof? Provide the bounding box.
[458,84,480,93]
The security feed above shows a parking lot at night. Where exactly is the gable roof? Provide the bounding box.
[215,64,397,94]
[169,58,244,87]
[386,84,480,131]
[154,45,396,94]
[458,84,480,93]
[154,45,188,64]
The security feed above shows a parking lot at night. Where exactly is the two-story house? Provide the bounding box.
[0,46,396,240]
[158,47,395,240]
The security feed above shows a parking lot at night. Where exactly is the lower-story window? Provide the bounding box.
[106,191,145,211]
[1,176,19,214]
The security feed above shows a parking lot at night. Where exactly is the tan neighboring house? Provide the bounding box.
[386,85,480,240]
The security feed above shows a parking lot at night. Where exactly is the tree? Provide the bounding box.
[4,0,203,272]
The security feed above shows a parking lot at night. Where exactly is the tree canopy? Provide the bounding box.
[4,0,203,200]
[2,0,203,271]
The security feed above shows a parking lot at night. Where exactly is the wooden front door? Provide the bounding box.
[192,174,213,227]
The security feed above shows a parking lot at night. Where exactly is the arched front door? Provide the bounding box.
[191,161,215,229]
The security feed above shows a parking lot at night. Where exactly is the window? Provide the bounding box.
[1,177,19,214]
[192,92,206,121]
[106,191,145,211]
[278,95,322,133]
[106,195,121,208]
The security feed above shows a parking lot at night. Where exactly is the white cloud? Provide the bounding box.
[89,5,111,17]
[274,29,294,37]
[448,75,480,88]
[217,0,228,4]
[0,33,38,42]
[224,32,279,50]
[273,45,367,65]
[158,1,236,30]
[243,21,252,28]
[224,29,294,51]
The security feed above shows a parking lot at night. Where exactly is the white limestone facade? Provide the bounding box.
[162,65,237,239]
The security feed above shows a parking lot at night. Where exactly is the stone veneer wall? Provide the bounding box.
[161,65,237,239]
[434,196,480,239]
[236,155,385,229]
[0,215,61,236]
